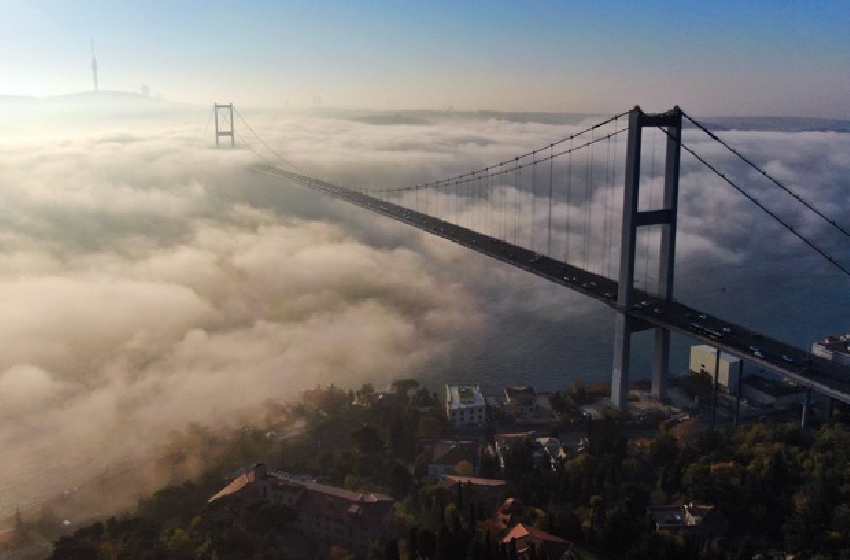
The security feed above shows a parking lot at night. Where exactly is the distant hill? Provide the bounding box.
[1,90,176,105]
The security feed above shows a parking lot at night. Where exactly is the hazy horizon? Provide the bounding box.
[3,2,850,117]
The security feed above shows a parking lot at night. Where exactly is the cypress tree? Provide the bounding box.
[409,526,419,560]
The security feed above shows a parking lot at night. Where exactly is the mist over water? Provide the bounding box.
[1,98,848,521]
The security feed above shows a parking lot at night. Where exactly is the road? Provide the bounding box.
[251,163,850,403]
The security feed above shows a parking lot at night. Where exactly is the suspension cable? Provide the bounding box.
[233,106,302,172]
[203,105,215,139]
[682,110,850,239]
[564,136,573,264]
[656,126,850,279]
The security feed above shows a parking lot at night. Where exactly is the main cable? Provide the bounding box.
[682,110,850,239]
[657,126,850,280]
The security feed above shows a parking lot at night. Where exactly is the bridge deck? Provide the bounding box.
[252,163,850,404]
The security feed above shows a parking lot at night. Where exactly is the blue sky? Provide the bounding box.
[2,0,849,116]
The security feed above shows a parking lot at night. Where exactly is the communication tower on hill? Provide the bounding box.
[91,38,98,91]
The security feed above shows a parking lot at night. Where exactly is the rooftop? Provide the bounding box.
[691,344,740,364]
[505,386,537,405]
[441,475,507,488]
[817,335,850,354]
[744,375,806,398]
[447,384,485,408]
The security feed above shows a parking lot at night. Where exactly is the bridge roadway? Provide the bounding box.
[251,163,850,404]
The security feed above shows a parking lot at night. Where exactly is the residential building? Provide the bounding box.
[446,384,486,427]
[503,386,537,420]
[440,475,508,511]
[502,523,574,560]
[420,439,479,477]
[210,464,394,555]
[494,432,535,470]
[647,502,727,540]
[812,334,850,366]
[533,437,566,466]
[690,345,742,392]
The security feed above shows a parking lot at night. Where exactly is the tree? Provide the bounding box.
[414,453,431,480]
[569,379,587,405]
[390,413,410,459]
[393,378,420,397]
[419,528,437,560]
[648,433,679,470]
[351,424,385,453]
[413,387,436,407]
[455,460,475,477]
[385,538,401,560]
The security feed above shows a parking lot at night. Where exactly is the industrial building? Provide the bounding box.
[689,345,742,392]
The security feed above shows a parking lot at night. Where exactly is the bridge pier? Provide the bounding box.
[611,106,682,410]
[612,315,633,409]
[801,387,813,429]
[733,359,744,429]
[652,328,670,401]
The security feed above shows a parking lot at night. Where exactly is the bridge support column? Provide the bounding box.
[733,359,744,429]
[214,103,235,148]
[652,329,670,401]
[801,388,812,430]
[612,315,633,410]
[710,346,720,431]
[611,106,682,409]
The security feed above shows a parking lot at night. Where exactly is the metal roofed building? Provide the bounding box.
[446,384,486,427]
[813,334,850,366]
[210,464,394,555]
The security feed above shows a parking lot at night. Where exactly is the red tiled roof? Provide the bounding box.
[432,441,477,466]
[441,475,507,488]
[209,466,395,532]
[298,481,394,529]
[503,523,571,560]
[208,471,257,502]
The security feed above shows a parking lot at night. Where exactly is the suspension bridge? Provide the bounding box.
[210,102,850,427]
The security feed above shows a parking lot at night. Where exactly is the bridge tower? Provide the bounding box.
[611,106,683,409]
[214,103,235,148]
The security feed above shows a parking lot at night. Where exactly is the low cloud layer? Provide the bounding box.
[1,102,848,520]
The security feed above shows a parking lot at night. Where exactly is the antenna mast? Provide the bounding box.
[91,38,98,91]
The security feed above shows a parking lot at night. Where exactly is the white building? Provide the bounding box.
[446,384,486,427]
[689,345,742,392]
[812,334,850,366]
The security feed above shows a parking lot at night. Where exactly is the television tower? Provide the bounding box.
[91,38,98,91]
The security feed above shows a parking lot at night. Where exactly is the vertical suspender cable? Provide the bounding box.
[547,144,554,257]
[584,129,593,270]
[514,159,520,245]
[564,136,573,264]
[644,131,657,289]
[603,123,613,279]
[608,117,620,279]
[531,156,537,252]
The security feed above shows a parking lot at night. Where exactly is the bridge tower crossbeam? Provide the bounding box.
[612,106,682,410]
